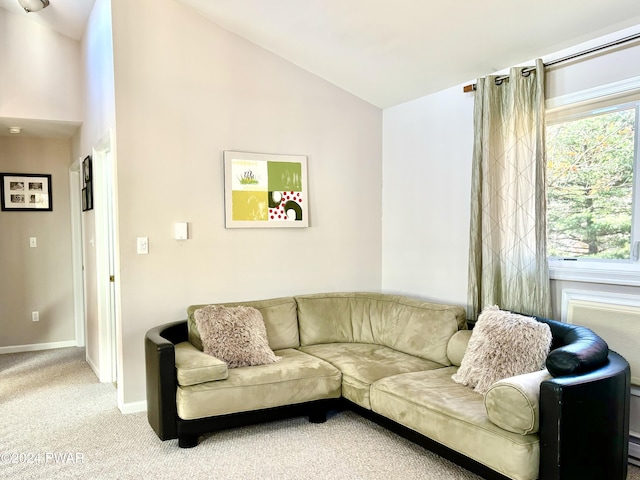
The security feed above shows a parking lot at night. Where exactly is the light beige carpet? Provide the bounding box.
[1,347,638,480]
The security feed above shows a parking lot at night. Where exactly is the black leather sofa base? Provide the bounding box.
[176,399,341,448]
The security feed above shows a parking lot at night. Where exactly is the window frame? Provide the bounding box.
[546,76,640,285]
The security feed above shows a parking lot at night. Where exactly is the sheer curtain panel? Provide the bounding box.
[467,59,552,320]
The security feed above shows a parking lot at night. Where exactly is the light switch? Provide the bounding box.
[30,237,37,248]
[137,237,149,255]
[175,222,188,240]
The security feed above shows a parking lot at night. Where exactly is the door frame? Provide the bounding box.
[69,159,85,348]
[93,129,122,388]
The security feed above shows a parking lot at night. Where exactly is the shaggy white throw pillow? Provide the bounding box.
[452,306,552,395]
[194,305,280,368]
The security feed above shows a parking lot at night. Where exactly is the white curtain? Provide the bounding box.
[468,59,552,320]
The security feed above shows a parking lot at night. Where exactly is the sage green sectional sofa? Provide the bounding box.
[145,292,630,480]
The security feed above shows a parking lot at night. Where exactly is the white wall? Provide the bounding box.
[382,88,474,308]
[0,8,82,123]
[546,33,640,100]
[74,0,117,380]
[80,0,116,147]
[382,26,640,316]
[109,0,382,406]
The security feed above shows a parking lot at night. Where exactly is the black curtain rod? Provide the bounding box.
[463,32,640,93]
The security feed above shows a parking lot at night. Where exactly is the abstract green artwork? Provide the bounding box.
[224,151,308,228]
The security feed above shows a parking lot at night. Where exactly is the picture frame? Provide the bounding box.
[0,173,52,211]
[223,151,309,228]
[82,155,93,211]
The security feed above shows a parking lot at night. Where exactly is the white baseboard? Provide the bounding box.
[119,400,147,414]
[0,340,78,355]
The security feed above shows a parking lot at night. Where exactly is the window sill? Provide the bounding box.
[549,259,640,286]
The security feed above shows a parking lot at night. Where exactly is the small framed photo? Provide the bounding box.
[83,155,92,184]
[82,156,93,211]
[1,173,52,211]
[223,151,309,228]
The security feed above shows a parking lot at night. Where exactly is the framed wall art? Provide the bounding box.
[0,173,52,212]
[223,151,308,228]
[82,155,93,211]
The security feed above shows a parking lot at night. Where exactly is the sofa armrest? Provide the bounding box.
[145,320,188,440]
[534,316,609,376]
[538,350,630,480]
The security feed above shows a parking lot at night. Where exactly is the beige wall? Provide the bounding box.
[0,2,81,351]
[110,0,382,405]
[0,137,75,347]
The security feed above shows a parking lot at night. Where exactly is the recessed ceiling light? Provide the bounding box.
[9,127,22,134]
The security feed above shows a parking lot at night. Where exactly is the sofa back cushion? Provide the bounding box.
[187,297,299,351]
[296,292,466,366]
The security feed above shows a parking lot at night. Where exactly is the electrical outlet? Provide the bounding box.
[32,311,39,322]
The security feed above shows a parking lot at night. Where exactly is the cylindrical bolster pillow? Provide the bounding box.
[447,330,472,366]
[537,318,609,376]
[484,369,552,435]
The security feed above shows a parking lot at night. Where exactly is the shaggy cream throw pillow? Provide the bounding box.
[452,306,552,395]
[194,305,280,368]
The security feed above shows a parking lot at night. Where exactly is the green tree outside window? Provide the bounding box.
[547,106,636,259]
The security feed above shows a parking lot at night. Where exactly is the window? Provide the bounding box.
[546,93,640,264]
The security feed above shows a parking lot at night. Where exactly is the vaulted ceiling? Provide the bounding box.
[175,0,640,107]
[1,0,640,108]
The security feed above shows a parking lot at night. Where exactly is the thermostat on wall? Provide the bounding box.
[175,222,188,240]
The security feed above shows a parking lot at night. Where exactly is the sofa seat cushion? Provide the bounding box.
[175,341,228,386]
[299,343,444,409]
[370,368,539,480]
[176,348,341,420]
